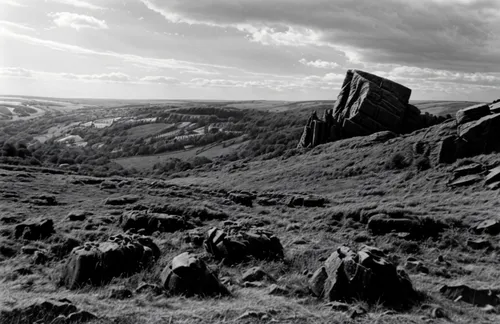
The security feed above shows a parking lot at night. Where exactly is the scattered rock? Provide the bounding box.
[67,210,92,221]
[104,195,141,206]
[120,211,187,234]
[440,284,500,306]
[228,192,254,207]
[135,282,163,295]
[62,234,159,289]
[160,252,229,297]
[51,237,81,258]
[0,300,81,324]
[347,305,368,319]
[367,214,445,238]
[242,267,274,282]
[467,238,491,250]
[448,174,483,187]
[100,181,118,190]
[15,218,54,240]
[268,284,289,296]
[453,163,484,178]
[309,245,416,307]
[473,219,500,235]
[32,250,48,264]
[405,258,429,274]
[29,194,58,206]
[287,195,325,207]
[204,227,284,263]
[109,287,133,299]
[66,310,97,323]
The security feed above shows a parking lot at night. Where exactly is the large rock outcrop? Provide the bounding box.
[160,252,229,297]
[298,70,444,148]
[309,245,416,307]
[62,234,159,289]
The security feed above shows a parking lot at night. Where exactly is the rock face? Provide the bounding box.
[14,219,54,240]
[120,211,187,234]
[204,227,284,263]
[298,70,444,148]
[160,252,229,297]
[309,245,416,307]
[457,113,500,157]
[62,234,159,289]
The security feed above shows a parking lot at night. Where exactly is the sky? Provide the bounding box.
[1,0,500,101]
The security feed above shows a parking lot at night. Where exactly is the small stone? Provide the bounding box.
[347,305,367,319]
[467,238,491,250]
[268,284,289,296]
[242,267,271,282]
[328,301,350,312]
[482,304,497,314]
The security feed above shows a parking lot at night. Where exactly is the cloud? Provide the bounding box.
[64,72,132,82]
[0,67,33,78]
[0,20,35,32]
[49,0,105,10]
[49,12,108,30]
[140,0,500,73]
[299,59,339,69]
[140,76,180,84]
[0,0,27,7]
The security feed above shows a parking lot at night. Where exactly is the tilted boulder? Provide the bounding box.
[456,103,490,125]
[62,234,159,289]
[160,252,229,297]
[15,219,54,240]
[120,211,187,234]
[457,113,500,157]
[367,214,446,238]
[309,245,416,307]
[228,192,254,207]
[204,227,284,263]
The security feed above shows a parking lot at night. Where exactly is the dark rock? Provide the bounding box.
[120,211,186,234]
[437,136,457,164]
[347,305,368,319]
[309,245,416,307]
[473,219,500,235]
[160,252,229,297]
[448,174,483,187]
[61,234,159,289]
[458,113,500,156]
[490,102,500,114]
[100,181,118,190]
[21,245,39,255]
[456,103,490,125]
[51,237,81,258]
[241,267,274,282]
[453,163,484,178]
[33,251,48,264]
[0,300,78,324]
[135,282,163,295]
[228,192,254,207]
[30,194,58,206]
[440,284,500,306]
[268,284,289,296]
[15,219,54,240]
[404,259,429,274]
[467,238,491,250]
[485,166,500,185]
[204,227,284,263]
[109,287,133,299]
[67,210,92,221]
[328,301,350,312]
[487,181,500,190]
[104,195,141,205]
[367,214,445,238]
[287,195,325,207]
[66,310,97,323]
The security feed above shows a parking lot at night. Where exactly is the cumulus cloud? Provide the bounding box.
[140,76,180,84]
[0,67,33,78]
[49,12,108,30]
[140,0,500,73]
[49,0,105,10]
[299,59,339,69]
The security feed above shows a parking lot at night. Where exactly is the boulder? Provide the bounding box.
[228,192,254,207]
[472,219,500,235]
[367,214,445,238]
[485,166,500,185]
[14,219,54,240]
[453,163,484,178]
[287,195,325,207]
[0,299,97,324]
[458,113,500,156]
[30,194,58,206]
[440,284,500,306]
[467,239,491,250]
[437,136,457,164]
[104,195,141,205]
[448,174,483,187]
[490,101,500,114]
[456,103,490,125]
[120,211,186,234]
[204,227,284,263]
[241,267,274,282]
[67,210,92,221]
[309,245,416,307]
[62,234,159,289]
[160,252,229,297]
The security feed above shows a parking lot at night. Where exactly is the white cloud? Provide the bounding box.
[299,59,339,69]
[140,76,180,84]
[0,67,33,78]
[0,20,35,32]
[0,0,27,7]
[49,0,105,10]
[49,12,108,30]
